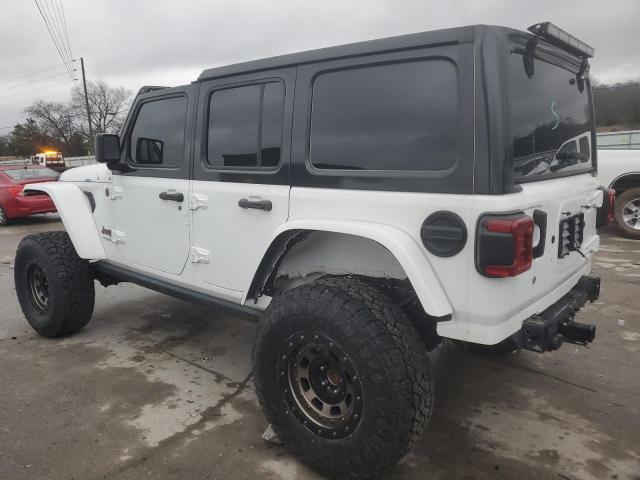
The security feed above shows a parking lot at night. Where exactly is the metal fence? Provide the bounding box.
[597,130,640,150]
[0,155,96,168]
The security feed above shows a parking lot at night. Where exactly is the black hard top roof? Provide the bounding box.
[197,24,493,82]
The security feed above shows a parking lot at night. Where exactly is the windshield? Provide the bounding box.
[4,167,59,181]
[509,52,594,181]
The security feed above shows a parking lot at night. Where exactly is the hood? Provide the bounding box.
[60,163,112,183]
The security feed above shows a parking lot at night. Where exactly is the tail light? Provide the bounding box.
[5,186,23,197]
[596,187,616,228]
[476,213,535,278]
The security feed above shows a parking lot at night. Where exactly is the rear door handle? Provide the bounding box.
[238,198,272,211]
[159,191,184,202]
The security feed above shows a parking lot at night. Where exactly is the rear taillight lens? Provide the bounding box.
[605,188,616,225]
[596,187,616,228]
[5,186,23,197]
[477,213,535,278]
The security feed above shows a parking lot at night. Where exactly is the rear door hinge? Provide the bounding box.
[190,194,208,210]
[190,247,210,264]
[107,187,122,200]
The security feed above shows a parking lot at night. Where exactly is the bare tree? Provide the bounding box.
[24,101,80,147]
[71,80,132,136]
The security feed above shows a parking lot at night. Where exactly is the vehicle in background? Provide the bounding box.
[31,151,66,172]
[0,165,58,225]
[597,130,640,150]
[597,130,640,239]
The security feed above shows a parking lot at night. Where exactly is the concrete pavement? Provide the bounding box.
[0,217,639,479]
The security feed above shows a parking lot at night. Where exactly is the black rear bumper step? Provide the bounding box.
[517,274,600,353]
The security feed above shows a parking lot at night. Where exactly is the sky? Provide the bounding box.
[1,0,639,130]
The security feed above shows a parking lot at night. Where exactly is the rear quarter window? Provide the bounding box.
[309,59,459,172]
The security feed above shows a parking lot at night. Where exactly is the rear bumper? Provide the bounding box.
[516,274,600,353]
[5,194,56,219]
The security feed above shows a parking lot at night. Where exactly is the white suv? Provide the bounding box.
[14,22,609,479]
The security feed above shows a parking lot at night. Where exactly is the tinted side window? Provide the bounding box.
[309,60,458,171]
[130,96,188,167]
[207,82,284,169]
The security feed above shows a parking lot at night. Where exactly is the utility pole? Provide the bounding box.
[80,57,93,153]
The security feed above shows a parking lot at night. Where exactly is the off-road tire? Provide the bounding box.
[14,231,95,337]
[253,276,433,479]
[0,205,8,226]
[614,187,640,240]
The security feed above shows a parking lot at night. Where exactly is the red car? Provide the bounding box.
[0,165,58,226]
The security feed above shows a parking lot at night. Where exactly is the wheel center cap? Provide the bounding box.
[327,369,342,386]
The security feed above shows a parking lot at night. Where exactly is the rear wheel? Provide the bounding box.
[14,231,95,337]
[614,187,640,240]
[0,205,8,226]
[253,277,433,479]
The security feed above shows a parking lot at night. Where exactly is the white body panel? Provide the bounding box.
[49,162,600,345]
[191,181,290,291]
[110,175,190,275]
[285,174,600,343]
[597,149,640,189]
[23,182,105,260]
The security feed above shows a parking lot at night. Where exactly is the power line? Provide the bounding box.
[33,0,74,81]
[0,71,70,92]
[39,0,73,70]
[58,0,73,62]
[0,63,67,87]
[0,87,74,109]
[45,0,72,64]
[0,79,74,102]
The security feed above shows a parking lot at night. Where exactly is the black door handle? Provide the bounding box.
[238,198,272,211]
[159,191,184,202]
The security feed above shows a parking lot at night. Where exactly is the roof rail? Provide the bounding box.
[137,86,169,95]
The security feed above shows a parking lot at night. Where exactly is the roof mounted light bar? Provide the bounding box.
[527,22,594,59]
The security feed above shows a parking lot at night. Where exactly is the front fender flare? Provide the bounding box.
[23,183,105,260]
[245,219,453,318]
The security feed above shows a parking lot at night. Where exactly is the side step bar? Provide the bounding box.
[93,261,261,322]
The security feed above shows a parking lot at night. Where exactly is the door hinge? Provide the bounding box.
[101,227,126,244]
[190,194,208,210]
[190,247,210,264]
[107,186,122,200]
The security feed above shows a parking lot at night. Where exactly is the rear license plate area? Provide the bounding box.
[558,213,584,258]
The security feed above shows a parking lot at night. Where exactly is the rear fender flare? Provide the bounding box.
[23,183,105,260]
[245,219,453,318]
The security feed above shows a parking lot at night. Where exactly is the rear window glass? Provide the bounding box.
[207,82,285,169]
[4,168,58,180]
[510,53,594,181]
[309,59,459,171]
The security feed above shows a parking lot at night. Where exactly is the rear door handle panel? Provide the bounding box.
[159,191,184,202]
[238,198,272,211]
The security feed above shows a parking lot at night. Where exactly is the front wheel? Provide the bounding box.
[614,187,640,239]
[253,277,433,479]
[14,231,95,337]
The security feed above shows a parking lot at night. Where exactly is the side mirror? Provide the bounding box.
[95,133,121,163]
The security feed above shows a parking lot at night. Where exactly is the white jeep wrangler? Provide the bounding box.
[14,22,610,479]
